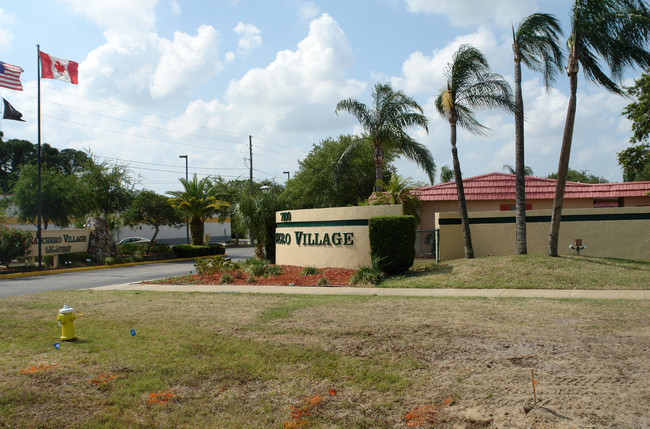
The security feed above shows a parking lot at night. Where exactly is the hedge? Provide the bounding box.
[368,215,416,275]
[172,243,226,258]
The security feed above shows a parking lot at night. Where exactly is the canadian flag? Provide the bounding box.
[40,51,78,84]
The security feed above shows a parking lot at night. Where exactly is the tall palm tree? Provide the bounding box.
[335,82,435,191]
[549,0,650,256]
[435,44,515,258]
[168,174,229,245]
[513,13,564,255]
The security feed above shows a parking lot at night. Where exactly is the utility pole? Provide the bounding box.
[249,135,253,191]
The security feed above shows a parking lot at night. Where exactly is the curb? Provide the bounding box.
[0,257,200,280]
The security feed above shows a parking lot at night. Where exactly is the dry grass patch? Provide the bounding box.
[1,290,648,428]
[381,254,650,289]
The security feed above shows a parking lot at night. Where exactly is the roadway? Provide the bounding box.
[0,246,254,298]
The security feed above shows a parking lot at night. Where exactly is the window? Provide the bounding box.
[499,204,532,211]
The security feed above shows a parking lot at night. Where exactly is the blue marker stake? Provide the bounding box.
[130,329,136,337]
[53,342,60,350]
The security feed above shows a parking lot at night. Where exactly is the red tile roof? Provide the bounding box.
[414,172,650,201]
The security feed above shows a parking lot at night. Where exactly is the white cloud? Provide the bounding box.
[173,13,366,163]
[81,25,222,106]
[393,26,503,95]
[404,0,538,27]
[151,25,222,99]
[169,0,181,15]
[298,1,320,21]
[57,0,158,36]
[226,14,364,109]
[0,9,14,52]
[233,22,262,56]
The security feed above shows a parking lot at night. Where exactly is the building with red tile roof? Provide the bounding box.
[415,172,650,231]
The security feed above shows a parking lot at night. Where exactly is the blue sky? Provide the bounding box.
[0,0,640,195]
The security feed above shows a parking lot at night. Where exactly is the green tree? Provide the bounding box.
[0,227,32,267]
[619,72,650,181]
[546,168,609,184]
[233,186,286,262]
[121,190,185,248]
[282,135,395,208]
[435,44,515,258]
[513,13,564,255]
[78,159,135,218]
[549,0,650,257]
[335,82,434,190]
[0,139,90,193]
[11,165,82,229]
[168,174,229,245]
[440,165,454,183]
[618,144,650,181]
[371,174,422,223]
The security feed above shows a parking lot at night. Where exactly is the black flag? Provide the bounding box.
[2,98,25,121]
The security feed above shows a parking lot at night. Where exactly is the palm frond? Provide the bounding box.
[571,0,650,94]
[397,136,436,184]
[514,13,565,88]
[335,82,432,182]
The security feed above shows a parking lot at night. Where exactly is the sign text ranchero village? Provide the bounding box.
[30,229,91,257]
[274,206,403,269]
[275,231,354,246]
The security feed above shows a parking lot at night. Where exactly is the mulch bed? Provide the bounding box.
[146,265,357,287]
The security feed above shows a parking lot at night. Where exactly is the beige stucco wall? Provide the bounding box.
[436,207,650,261]
[275,205,403,269]
[419,196,650,231]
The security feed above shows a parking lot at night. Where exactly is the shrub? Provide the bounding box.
[240,258,282,278]
[219,272,233,284]
[349,257,385,286]
[0,227,32,267]
[194,255,236,275]
[118,242,148,256]
[172,244,225,258]
[317,277,329,286]
[300,266,321,276]
[368,215,416,275]
[59,252,92,267]
[102,256,126,265]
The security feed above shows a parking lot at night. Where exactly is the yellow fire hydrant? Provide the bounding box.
[57,304,78,341]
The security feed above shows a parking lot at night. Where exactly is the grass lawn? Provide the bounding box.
[1,290,648,428]
[381,254,650,289]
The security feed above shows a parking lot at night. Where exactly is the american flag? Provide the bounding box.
[0,61,24,91]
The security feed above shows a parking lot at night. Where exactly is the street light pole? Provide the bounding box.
[283,171,290,181]
[179,155,189,244]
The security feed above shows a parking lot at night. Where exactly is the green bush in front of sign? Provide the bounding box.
[368,215,416,275]
[172,244,226,258]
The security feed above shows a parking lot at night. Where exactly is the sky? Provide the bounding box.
[0,0,642,195]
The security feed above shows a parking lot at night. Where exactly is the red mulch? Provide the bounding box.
[150,265,357,287]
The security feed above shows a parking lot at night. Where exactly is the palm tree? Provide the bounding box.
[371,174,422,223]
[502,164,534,176]
[234,190,282,261]
[168,174,229,245]
[513,13,564,255]
[435,44,515,258]
[440,165,454,183]
[335,82,435,191]
[549,0,650,256]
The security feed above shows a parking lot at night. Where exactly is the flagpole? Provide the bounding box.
[36,45,42,268]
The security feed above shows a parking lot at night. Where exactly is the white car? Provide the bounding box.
[117,237,151,245]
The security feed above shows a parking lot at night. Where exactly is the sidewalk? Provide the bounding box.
[90,283,650,300]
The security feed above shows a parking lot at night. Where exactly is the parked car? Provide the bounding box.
[117,237,151,245]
